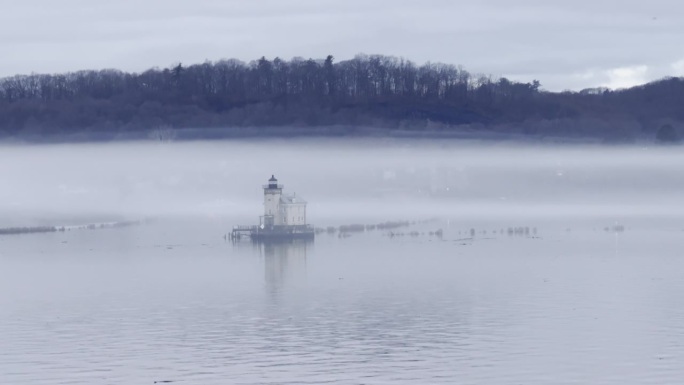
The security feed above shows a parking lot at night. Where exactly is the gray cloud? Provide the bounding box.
[1,0,682,90]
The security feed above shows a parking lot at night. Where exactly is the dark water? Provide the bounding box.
[1,140,684,384]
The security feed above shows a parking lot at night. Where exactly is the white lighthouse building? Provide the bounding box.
[232,175,313,241]
[260,175,308,228]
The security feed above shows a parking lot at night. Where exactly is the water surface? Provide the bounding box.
[1,140,683,384]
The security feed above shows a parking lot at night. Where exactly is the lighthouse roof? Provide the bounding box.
[268,175,278,182]
[280,194,306,205]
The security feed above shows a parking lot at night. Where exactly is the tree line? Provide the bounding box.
[0,54,682,142]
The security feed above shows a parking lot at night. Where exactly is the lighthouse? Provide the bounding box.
[263,175,283,226]
[233,175,313,241]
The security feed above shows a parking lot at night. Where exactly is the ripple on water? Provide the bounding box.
[2,222,684,384]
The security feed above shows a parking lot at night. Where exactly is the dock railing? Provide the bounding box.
[233,225,256,231]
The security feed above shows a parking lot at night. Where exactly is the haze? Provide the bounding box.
[1,139,682,228]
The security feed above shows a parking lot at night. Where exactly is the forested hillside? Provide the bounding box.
[1,54,682,142]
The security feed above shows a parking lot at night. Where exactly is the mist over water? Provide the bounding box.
[1,138,683,384]
[1,139,683,225]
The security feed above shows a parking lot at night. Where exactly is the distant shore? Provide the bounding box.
[0,125,662,145]
[1,54,682,145]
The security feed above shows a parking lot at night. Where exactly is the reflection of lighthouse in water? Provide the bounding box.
[260,240,310,291]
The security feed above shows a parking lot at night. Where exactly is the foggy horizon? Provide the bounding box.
[1,139,682,227]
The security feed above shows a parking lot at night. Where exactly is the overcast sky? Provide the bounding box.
[1,0,682,91]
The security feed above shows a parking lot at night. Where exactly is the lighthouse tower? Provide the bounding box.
[263,175,282,227]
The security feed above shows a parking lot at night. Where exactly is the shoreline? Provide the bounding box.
[0,125,663,145]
